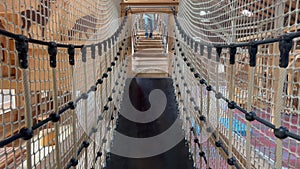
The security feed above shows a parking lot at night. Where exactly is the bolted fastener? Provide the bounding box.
[68,45,75,66]
[194,42,199,53]
[229,46,236,65]
[199,115,206,122]
[97,151,102,158]
[81,46,87,63]
[194,73,200,78]
[104,106,109,111]
[248,43,258,67]
[215,92,222,99]
[102,73,108,78]
[81,93,88,100]
[90,44,95,59]
[48,42,58,68]
[216,46,222,62]
[68,101,76,110]
[200,45,204,56]
[245,111,256,121]
[90,86,97,92]
[97,79,103,85]
[279,35,293,68]
[274,126,288,139]
[207,46,212,59]
[98,42,102,56]
[215,140,222,147]
[206,85,212,91]
[49,112,60,122]
[228,101,236,109]
[227,158,236,166]
[15,35,29,69]
[70,158,78,166]
[82,141,90,148]
[200,79,206,84]
[19,127,33,140]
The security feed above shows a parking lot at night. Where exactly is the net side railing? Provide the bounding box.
[0,0,130,168]
[175,0,300,169]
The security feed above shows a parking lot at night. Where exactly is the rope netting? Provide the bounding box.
[0,0,300,169]
[0,0,129,168]
[175,0,300,169]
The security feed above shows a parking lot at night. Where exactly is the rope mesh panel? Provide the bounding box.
[0,0,125,168]
[177,0,300,168]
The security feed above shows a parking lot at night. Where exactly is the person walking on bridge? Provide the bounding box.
[143,13,155,38]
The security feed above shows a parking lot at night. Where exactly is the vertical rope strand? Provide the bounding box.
[246,66,255,168]
[228,64,235,169]
[52,68,61,169]
[21,69,32,169]
[71,67,78,160]
[215,62,220,169]
[83,57,88,169]
[274,68,287,169]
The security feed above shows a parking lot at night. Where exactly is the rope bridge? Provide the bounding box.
[0,0,299,169]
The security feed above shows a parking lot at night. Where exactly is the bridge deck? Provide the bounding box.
[106,78,194,169]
